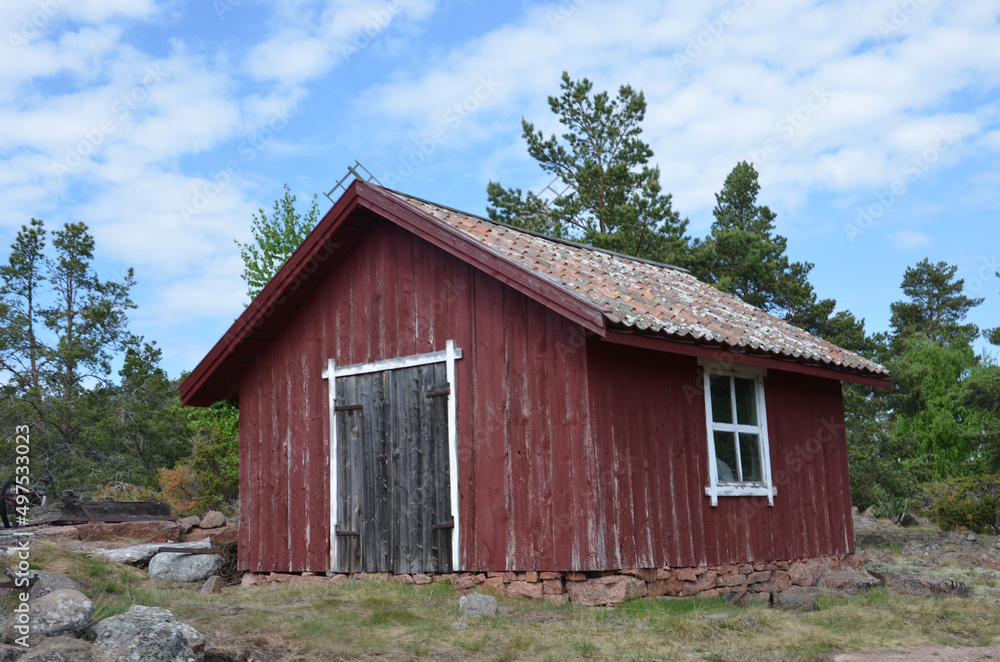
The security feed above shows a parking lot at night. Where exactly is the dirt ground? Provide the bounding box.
[840,517,1000,661]
[833,645,1000,661]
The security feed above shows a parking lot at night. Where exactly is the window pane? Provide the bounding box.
[734,377,758,426]
[739,433,763,482]
[710,375,733,423]
[714,431,737,482]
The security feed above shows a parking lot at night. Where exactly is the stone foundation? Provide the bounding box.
[242,553,867,606]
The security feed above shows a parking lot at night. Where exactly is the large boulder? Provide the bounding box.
[2,589,93,646]
[149,538,219,582]
[77,521,180,543]
[458,592,498,617]
[817,569,882,595]
[91,605,204,662]
[29,571,84,600]
[199,512,226,530]
[17,635,93,661]
[97,539,211,566]
[878,571,970,597]
[178,516,200,535]
[565,576,646,606]
[180,523,237,545]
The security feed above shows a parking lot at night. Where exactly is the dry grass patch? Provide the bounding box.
[6,545,1000,661]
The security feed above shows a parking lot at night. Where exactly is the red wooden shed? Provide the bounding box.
[180,181,889,580]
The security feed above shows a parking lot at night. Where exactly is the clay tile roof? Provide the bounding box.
[385,188,888,378]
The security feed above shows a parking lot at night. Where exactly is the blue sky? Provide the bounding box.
[2,0,998,378]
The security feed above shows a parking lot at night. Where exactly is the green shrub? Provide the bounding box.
[928,475,1000,533]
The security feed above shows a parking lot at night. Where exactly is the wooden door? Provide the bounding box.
[333,362,453,574]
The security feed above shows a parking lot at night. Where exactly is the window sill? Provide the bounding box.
[704,484,776,506]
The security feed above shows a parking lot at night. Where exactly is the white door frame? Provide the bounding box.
[322,340,462,572]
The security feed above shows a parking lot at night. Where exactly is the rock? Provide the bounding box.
[18,635,92,661]
[451,622,468,631]
[178,516,200,535]
[674,568,698,582]
[966,532,977,542]
[28,571,84,600]
[725,591,769,607]
[505,581,543,599]
[850,506,859,516]
[818,570,882,595]
[199,511,226,529]
[97,539,209,566]
[204,646,251,662]
[0,644,21,661]
[77,521,180,543]
[788,561,825,587]
[877,572,970,598]
[458,592,498,617]
[240,573,264,587]
[784,586,822,598]
[30,527,80,544]
[994,536,1000,550]
[149,538,219,582]
[566,576,646,606]
[770,591,819,612]
[682,571,718,596]
[769,570,792,593]
[861,506,875,518]
[898,511,919,527]
[200,576,223,595]
[181,523,238,545]
[91,605,205,661]
[1,589,93,645]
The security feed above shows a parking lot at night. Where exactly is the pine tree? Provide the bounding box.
[888,258,983,351]
[487,72,690,265]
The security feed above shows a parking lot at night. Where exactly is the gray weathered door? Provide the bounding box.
[333,362,453,574]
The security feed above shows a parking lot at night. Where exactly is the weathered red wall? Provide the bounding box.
[238,219,854,573]
[584,340,854,569]
[237,220,596,572]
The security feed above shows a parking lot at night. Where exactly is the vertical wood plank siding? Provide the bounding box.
[238,219,854,573]
[585,341,854,568]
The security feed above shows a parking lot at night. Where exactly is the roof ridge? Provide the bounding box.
[377,185,691,275]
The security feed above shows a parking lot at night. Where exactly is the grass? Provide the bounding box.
[5,541,1000,661]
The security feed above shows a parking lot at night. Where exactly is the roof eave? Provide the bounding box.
[601,326,892,388]
[179,184,366,406]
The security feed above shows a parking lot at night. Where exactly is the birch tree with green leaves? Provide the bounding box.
[235,184,321,301]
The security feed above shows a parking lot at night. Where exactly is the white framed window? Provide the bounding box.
[700,359,775,507]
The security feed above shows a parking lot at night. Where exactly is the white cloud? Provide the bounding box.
[980,129,1000,151]
[887,230,931,250]
[245,0,436,84]
[354,0,1000,220]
